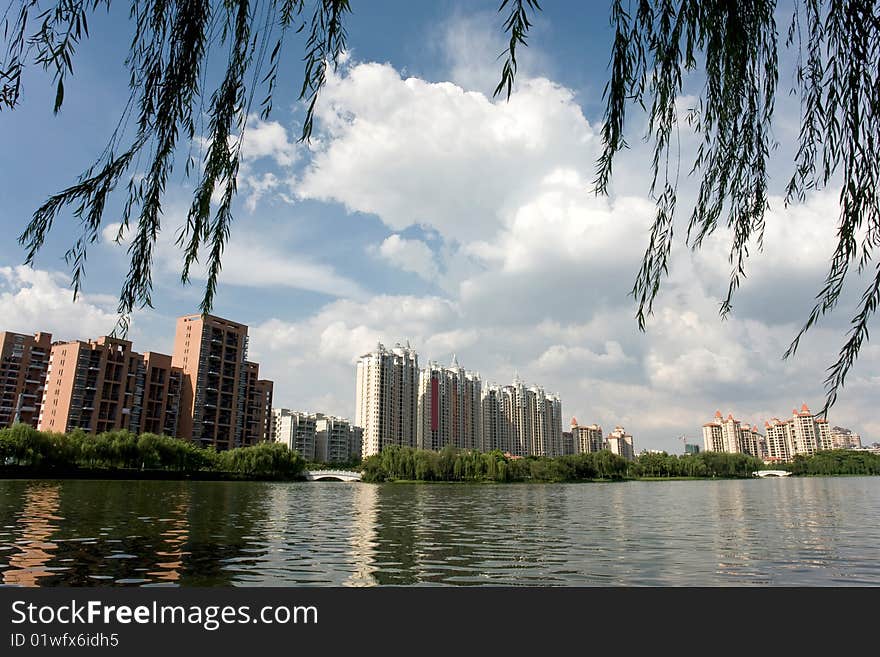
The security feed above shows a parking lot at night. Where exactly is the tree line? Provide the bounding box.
[0,424,305,480]
[360,445,767,483]
[785,450,880,476]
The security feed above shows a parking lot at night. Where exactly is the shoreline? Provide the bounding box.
[0,470,823,484]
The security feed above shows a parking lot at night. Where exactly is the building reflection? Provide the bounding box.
[146,491,192,583]
[3,483,62,586]
[344,484,379,586]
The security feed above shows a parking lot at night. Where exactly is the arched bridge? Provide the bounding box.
[303,469,362,482]
[754,470,792,478]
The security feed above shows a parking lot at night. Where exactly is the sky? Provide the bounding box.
[1,1,877,451]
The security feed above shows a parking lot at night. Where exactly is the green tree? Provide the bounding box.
[4,2,877,410]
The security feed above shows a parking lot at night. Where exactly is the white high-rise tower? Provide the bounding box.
[417,354,482,451]
[355,341,419,457]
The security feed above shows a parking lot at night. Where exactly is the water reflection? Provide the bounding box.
[1,478,879,586]
[147,491,191,584]
[3,483,62,586]
[346,484,378,587]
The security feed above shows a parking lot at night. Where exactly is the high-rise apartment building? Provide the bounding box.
[493,379,563,457]
[764,418,791,461]
[242,361,273,445]
[355,342,419,457]
[273,409,317,461]
[0,331,52,429]
[315,414,361,463]
[39,337,150,434]
[727,404,833,462]
[417,356,481,451]
[571,418,604,454]
[480,384,509,453]
[817,417,832,451]
[738,422,766,459]
[172,314,251,450]
[702,414,724,453]
[830,426,862,449]
[789,404,821,456]
[350,426,363,461]
[607,425,635,460]
[501,379,532,457]
[139,352,183,437]
[561,430,575,456]
[532,388,563,457]
[703,411,755,454]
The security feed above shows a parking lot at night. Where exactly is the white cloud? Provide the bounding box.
[372,234,439,281]
[437,11,551,96]
[240,115,299,167]
[0,266,119,339]
[535,341,632,371]
[294,62,595,243]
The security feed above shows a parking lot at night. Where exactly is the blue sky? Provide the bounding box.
[1,1,877,450]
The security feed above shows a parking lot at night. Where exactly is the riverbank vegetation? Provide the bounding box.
[785,450,880,476]
[0,424,305,480]
[361,446,765,483]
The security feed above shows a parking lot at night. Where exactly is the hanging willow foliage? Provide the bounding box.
[2,0,355,334]
[1,0,878,414]
[593,0,880,416]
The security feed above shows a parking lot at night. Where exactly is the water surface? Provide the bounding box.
[1,477,878,586]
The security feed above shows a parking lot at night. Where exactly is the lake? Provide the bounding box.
[1,477,878,586]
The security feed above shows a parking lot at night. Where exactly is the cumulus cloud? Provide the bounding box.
[535,341,632,371]
[294,62,595,243]
[371,234,440,281]
[0,266,119,339]
[239,115,299,167]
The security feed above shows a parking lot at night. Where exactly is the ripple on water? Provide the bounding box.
[1,478,879,586]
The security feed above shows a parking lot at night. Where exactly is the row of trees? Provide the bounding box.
[630,450,766,479]
[785,450,880,476]
[360,445,766,483]
[0,424,305,479]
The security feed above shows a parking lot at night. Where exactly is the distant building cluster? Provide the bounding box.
[570,419,635,461]
[355,342,577,459]
[1,314,273,450]
[272,409,363,463]
[10,318,869,466]
[702,405,863,462]
[702,411,768,459]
